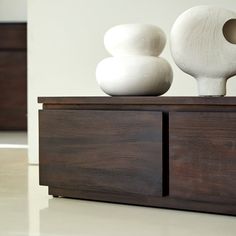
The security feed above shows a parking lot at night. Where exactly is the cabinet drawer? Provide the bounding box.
[169,112,236,204]
[39,110,163,198]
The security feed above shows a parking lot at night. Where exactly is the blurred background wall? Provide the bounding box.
[0,0,26,21]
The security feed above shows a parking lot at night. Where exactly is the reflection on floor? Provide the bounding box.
[0,148,236,236]
[0,132,28,148]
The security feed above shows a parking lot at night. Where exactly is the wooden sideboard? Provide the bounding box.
[0,23,27,130]
[38,97,236,215]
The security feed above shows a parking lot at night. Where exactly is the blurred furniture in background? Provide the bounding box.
[0,23,27,130]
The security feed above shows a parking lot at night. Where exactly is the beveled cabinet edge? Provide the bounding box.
[38,96,236,106]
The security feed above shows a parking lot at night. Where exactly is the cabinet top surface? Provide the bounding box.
[38,96,236,106]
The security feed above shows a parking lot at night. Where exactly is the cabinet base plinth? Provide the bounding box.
[47,186,236,216]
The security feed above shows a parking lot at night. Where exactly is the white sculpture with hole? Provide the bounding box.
[170,6,236,96]
[96,24,173,96]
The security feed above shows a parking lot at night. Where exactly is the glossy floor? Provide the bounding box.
[0,149,236,236]
[0,131,27,148]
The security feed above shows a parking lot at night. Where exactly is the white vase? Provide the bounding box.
[104,24,166,57]
[96,24,173,96]
[96,56,173,96]
[170,6,236,96]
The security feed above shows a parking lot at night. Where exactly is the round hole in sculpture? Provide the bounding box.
[223,19,236,44]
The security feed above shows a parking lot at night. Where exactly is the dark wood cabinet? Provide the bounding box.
[169,112,236,204]
[38,97,236,215]
[39,110,163,198]
[0,23,27,130]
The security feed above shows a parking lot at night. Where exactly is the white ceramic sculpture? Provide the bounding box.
[96,56,172,96]
[96,24,173,96]
[104,24,166,57]
[170,6,236,96]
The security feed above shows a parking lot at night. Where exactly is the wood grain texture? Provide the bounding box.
[38,97,236,215]
[40,110,163,198]
[169,112,236,204]
[0,23,27,130]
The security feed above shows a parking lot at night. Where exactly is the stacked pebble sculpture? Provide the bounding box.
[96,24,173,96]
